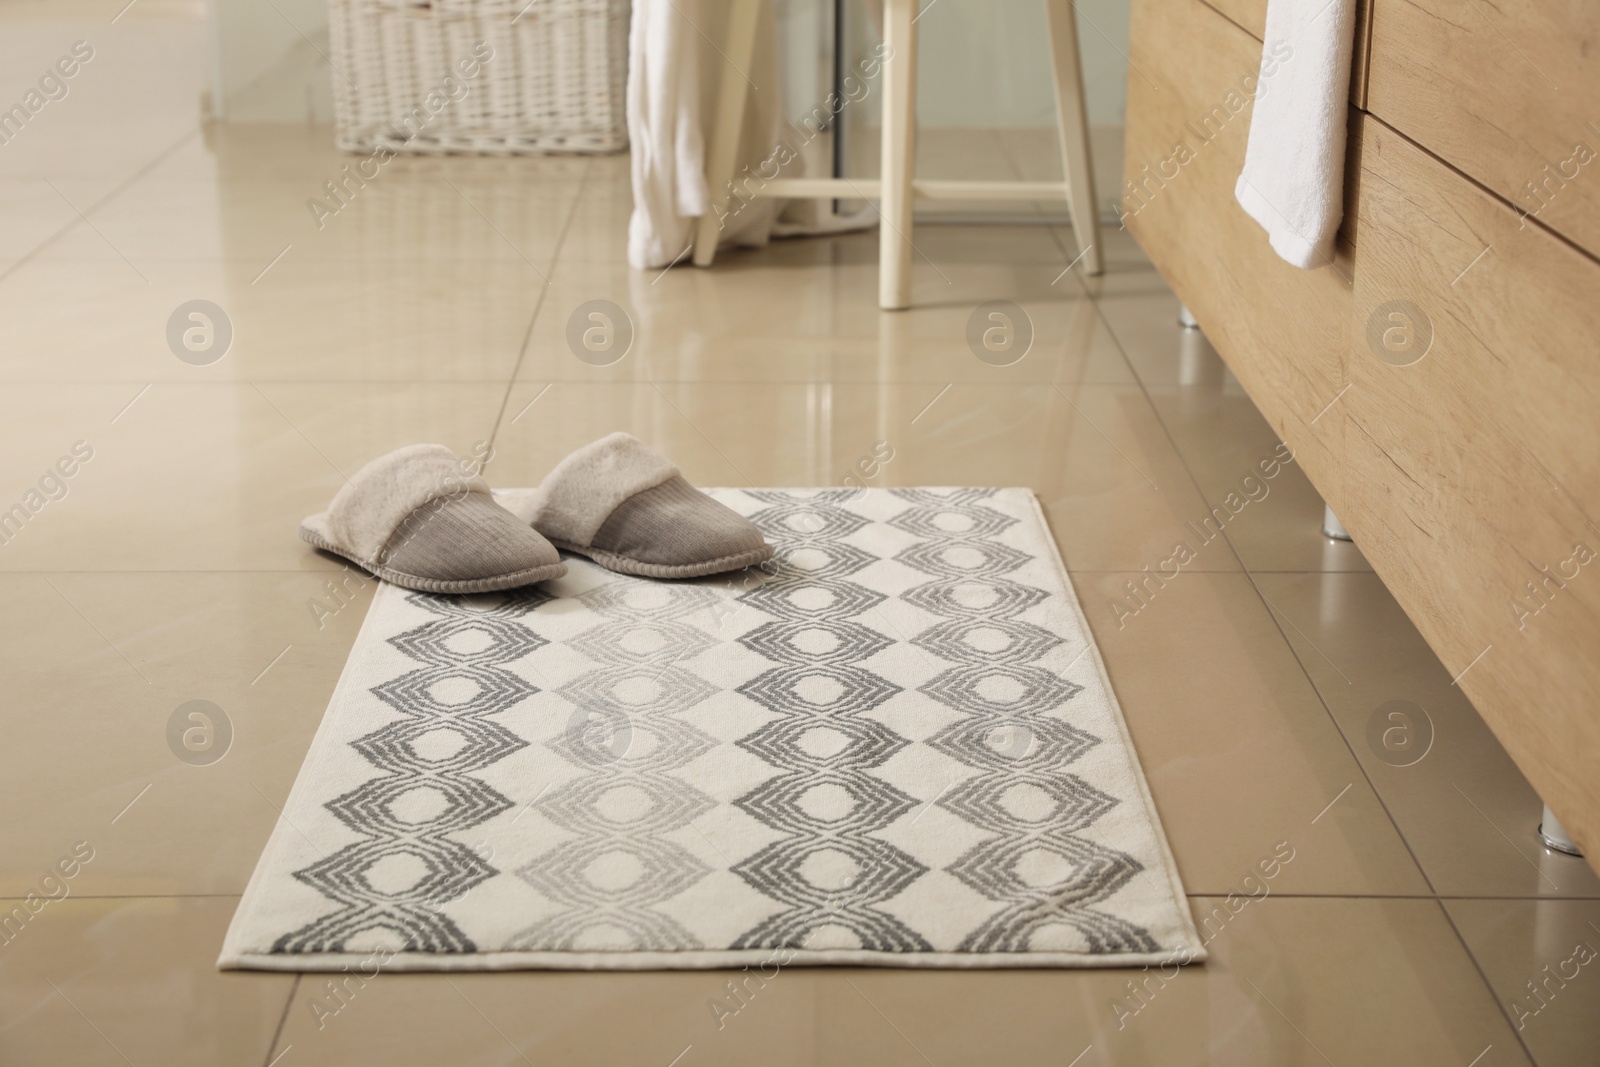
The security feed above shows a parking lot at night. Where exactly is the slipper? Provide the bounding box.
[498,432,773,579]
[300,444,566,594]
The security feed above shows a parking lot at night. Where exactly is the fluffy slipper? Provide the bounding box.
[499,432,773,579]
[300,444,566,594]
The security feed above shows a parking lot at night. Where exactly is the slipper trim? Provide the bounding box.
[517,433,679,547]
[550,537,774,580]
[326,444,491,562]
[300,525,566,594]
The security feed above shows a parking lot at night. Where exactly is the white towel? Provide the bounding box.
[625,0,876,270]
[626,0,708,271]
[627,0,795,270]
[1234,0,1358,270]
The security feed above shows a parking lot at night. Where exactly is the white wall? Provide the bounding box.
[909,0,1128,129]
[208,0,328,119]
[784,0,1128,129]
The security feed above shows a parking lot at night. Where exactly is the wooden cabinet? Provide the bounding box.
[1126,0,1600,865]
[1366,0,1600,257]
[1348,120,1600,851]
[1125,0,1351,492]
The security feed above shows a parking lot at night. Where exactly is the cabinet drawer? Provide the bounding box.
[1199,0,1374,106]
[1366,0,1600,257]
[1342,116,1600,853]
[1125,0,1352,483]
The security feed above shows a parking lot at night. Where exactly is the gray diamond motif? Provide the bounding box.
[911,617,1065,665]
[559,664,718,720]
[739,620,894,668]
[370,664,535,720]
[540,772,718,836]
[570,620,717,667]
[919,664,1083,718]
[740,577,887,622]
[896,539,1032,580]
[389,616,547,667]
[737,715,911,772]
[518,835,713,911]
[902,578,1048,620]
[738,664,902,717]
[888,501,1018,541]
[939,773,1118,833]
[927,714,1100,773]
[735,770,919,834]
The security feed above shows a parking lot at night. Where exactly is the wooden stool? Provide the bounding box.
[690,0,1102,310]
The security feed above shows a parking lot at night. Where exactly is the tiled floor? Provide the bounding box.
[3,6,1598,1067]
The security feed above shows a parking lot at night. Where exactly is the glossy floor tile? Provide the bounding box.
[0,897,292,1067]
[1445,898,1600,1067]
[1253,572,1600,900]
[2,6,1594,1065]
[262,898,1530,1067]
[0,572,373,896]
[1081,570,1427,896]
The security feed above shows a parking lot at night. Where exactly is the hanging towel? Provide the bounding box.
[626,0,708,270]
[1234,0,1358,270]
[626,0,876,270]
[626,0,790,269]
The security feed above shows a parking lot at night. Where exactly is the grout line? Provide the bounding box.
[1436,900,1542,1066]
[1242,977,1339,1066]
[1081,277,1452,902]
[484,159,588,455]
[1085,246,1563,1063]
[261,974,300,1067]
[1453,784,1561,893]
[0,129,200,287]
[47,979,138,1066]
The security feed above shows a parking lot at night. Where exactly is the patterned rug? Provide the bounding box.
[222,488,1201,970]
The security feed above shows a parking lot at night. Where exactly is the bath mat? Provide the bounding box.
[221,488,1202,971]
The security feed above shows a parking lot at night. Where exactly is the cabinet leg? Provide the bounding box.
[1540,805,1584,856]
[1322,505,1352,542]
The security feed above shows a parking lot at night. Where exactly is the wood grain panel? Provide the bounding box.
[1345,117,1600,859]
[1124,0,1352,494]
[1201,0,1265,39]
[1367,0,1600,257]
[1197,0,1374,106]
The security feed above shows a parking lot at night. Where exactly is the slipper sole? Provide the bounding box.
[299,525,567,594]
[550,539,774,580]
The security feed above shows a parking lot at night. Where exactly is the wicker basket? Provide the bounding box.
[328,0,629,155]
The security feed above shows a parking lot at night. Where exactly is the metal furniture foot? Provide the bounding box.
[1322,505,1352,541]
[1540,805,1584,856]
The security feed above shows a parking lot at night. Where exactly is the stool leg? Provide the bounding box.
[1045,0,1102,276]
[692,0,763,268]
[878,0,917,310]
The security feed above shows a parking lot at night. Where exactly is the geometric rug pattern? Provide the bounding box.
[222,488,1202,970]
